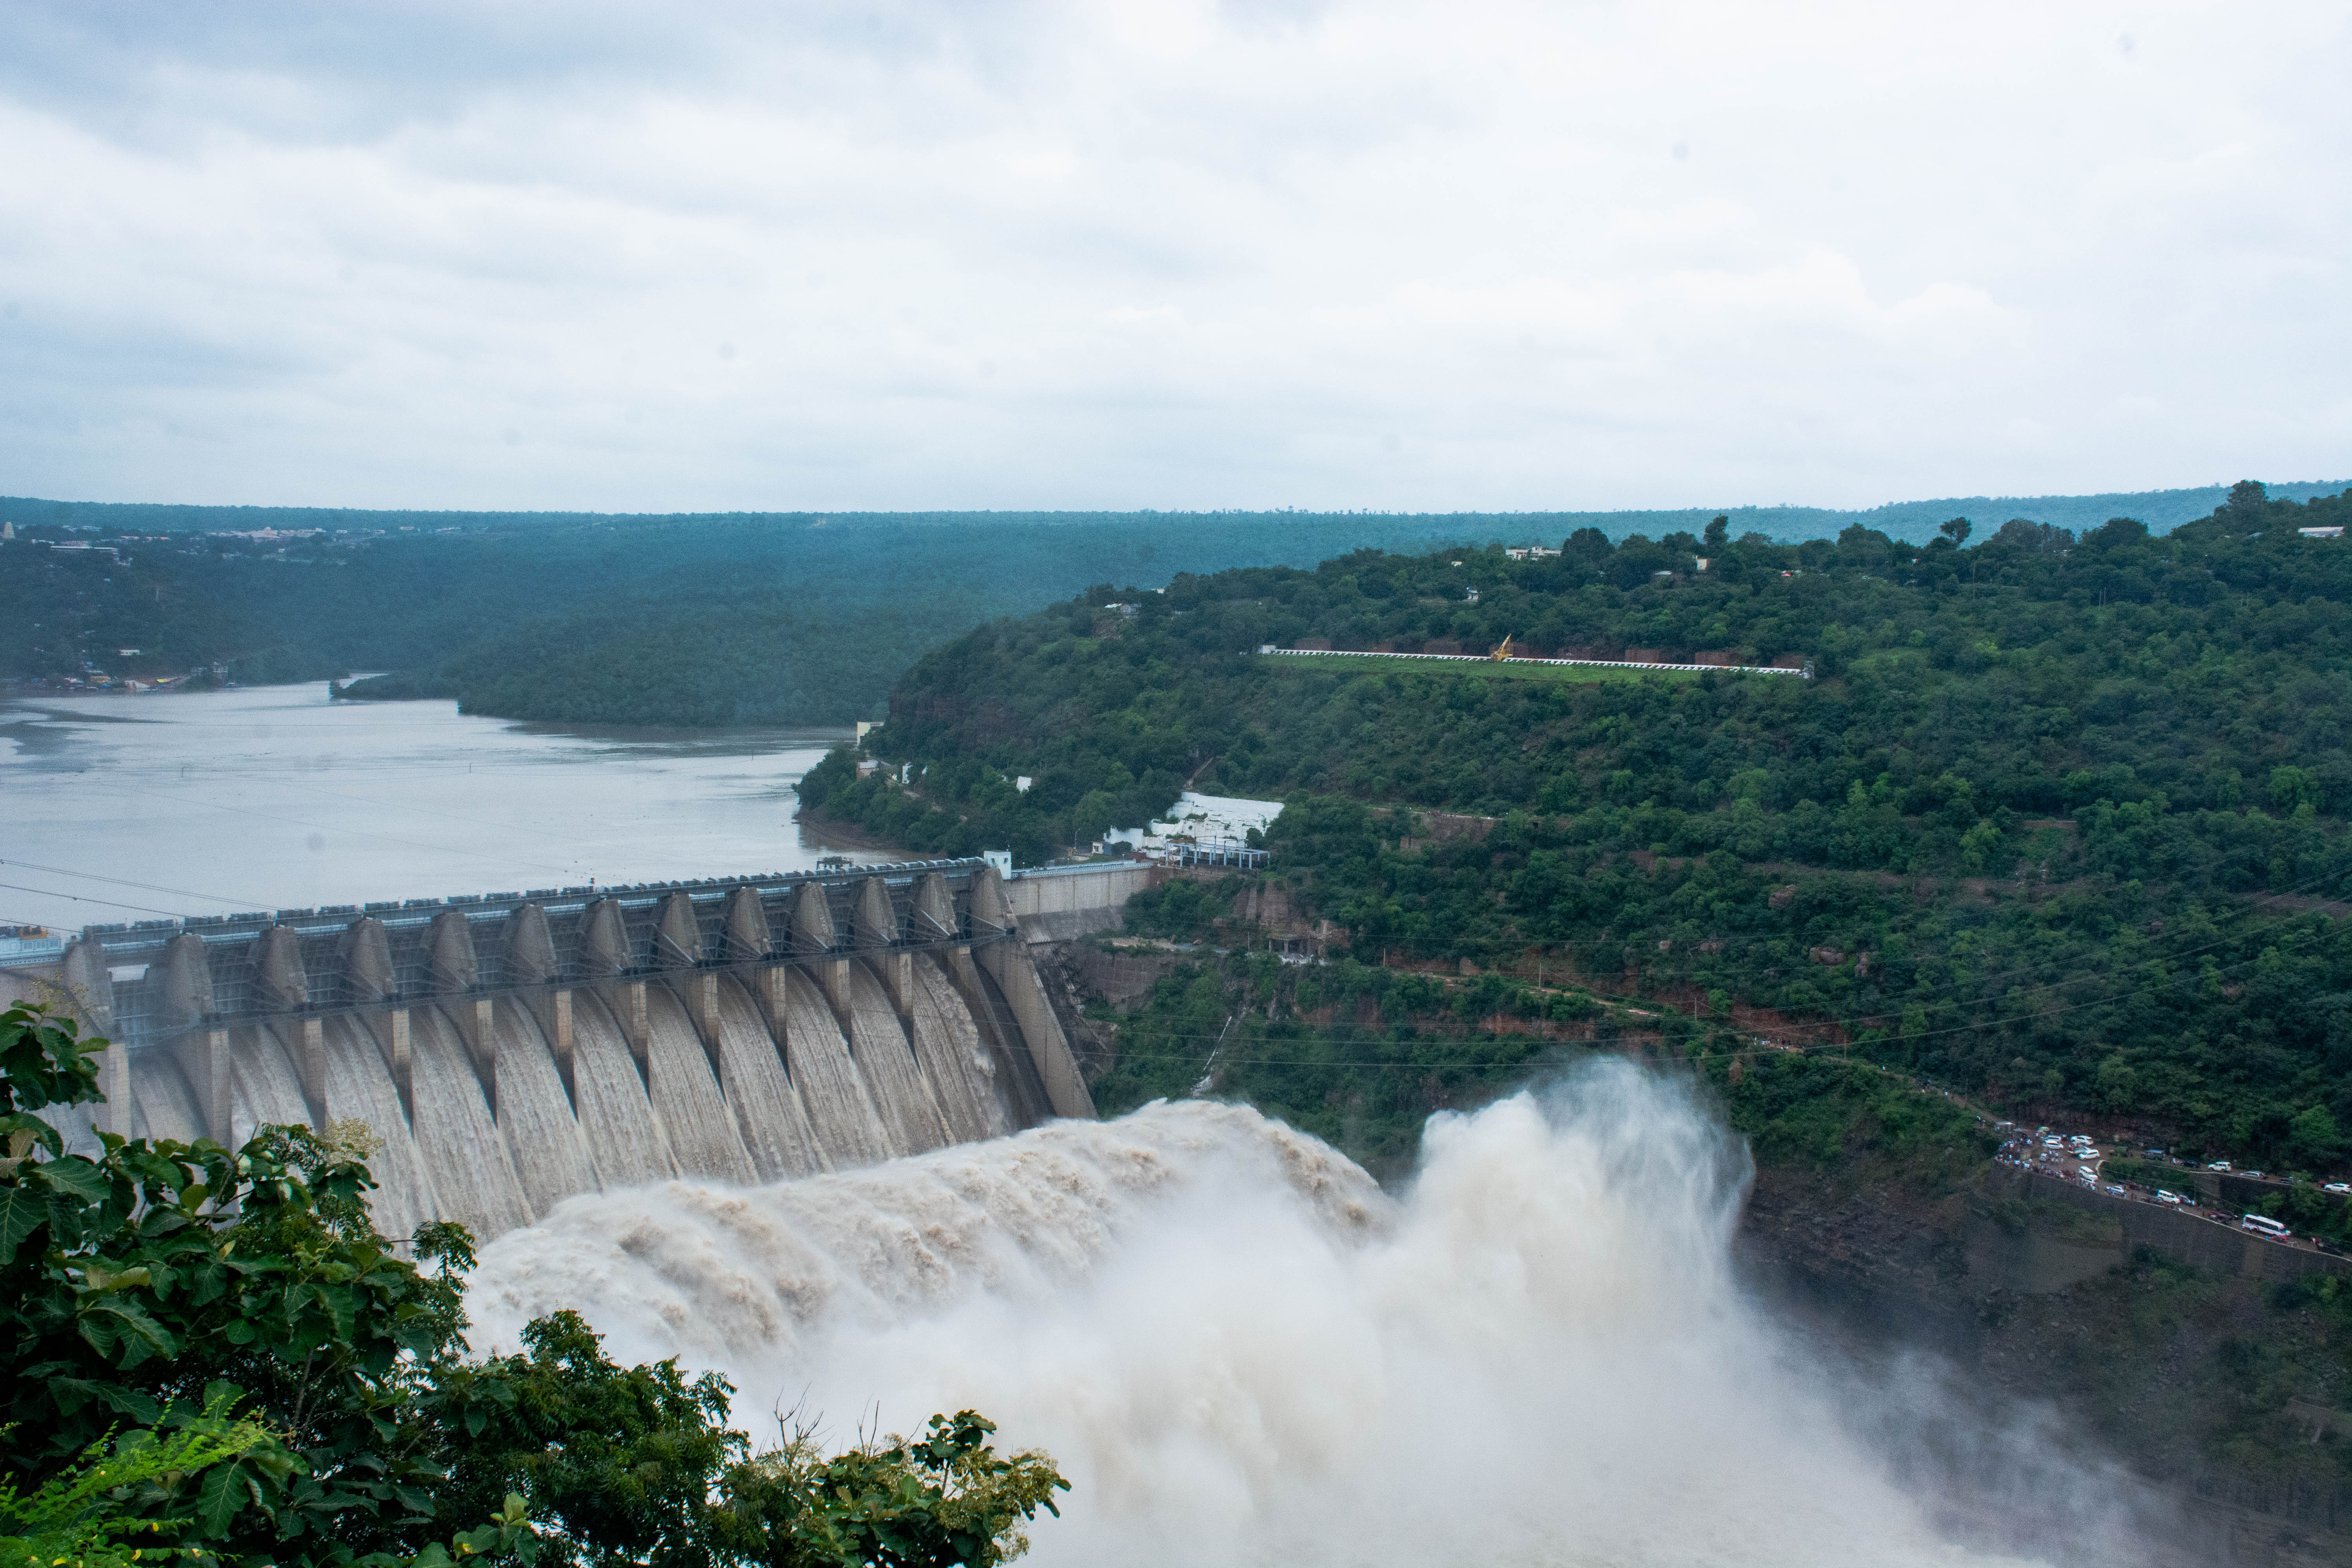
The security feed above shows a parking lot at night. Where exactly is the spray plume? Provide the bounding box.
[466,1062,2139,1566]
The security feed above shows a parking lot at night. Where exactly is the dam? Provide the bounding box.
[9,858,1114,1243]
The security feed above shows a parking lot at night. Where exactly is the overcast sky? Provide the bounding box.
[1,0,2345,514]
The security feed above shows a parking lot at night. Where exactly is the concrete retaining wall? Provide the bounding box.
[1004,863,1160,942]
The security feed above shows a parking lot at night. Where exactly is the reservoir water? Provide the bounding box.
[0,683,891,934]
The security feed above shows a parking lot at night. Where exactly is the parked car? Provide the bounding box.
[2324,1183,2350,1195]
[2208,1161,2232,1172]
[2156,1190,2183,1205]
[2106,1184,2126,1196]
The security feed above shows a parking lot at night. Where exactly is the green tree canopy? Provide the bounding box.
[0,1002,1065,1568]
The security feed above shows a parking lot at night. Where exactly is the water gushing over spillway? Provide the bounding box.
[32,862,1096,1243]
[466,1065,2134,1566]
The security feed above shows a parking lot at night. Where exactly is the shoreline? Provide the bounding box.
[792,806,911,855]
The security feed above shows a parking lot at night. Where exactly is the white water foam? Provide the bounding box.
[465,1063,2109,1566]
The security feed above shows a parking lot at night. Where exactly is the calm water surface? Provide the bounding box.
[0,684,893,933]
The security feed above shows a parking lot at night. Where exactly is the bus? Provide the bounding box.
[2241,1213,2289,1238]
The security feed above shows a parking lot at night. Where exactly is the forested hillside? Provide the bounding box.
[0,509,1580,724]
[811,482,2352,1170]
[8,481,2347,727]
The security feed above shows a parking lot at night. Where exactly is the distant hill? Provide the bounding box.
[1537,480,2352,544]
[7,478,2348,547]
[7,479,2344,727]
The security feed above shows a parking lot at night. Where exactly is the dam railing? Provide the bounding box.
[61,858,1003,1052]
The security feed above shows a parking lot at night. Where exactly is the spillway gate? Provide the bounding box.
[30,858,1097,1243]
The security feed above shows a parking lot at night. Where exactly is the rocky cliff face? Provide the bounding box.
[1740,1164,2352,1565]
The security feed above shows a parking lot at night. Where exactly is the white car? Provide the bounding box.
[2325,1183,2350,1195]
[2207,1161,2232,1172]
[2106,1184,2126,1196]
[2044,1137,2063,1148]
[2078,1166,2098,1179]
[2156,1191,2183,1205]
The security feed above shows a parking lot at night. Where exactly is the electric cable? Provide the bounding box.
[0,880,194,919]
[123,773,600,847]
[51,775,582,878]
[17,695,2338,1055]
[0,857,272,909]
[1310,848,2352,1031]
[1093,916,2332,1069]
[44,744,828,877]
[1357,838,2352,995]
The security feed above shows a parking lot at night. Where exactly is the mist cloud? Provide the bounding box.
[465,1070,2154,1564]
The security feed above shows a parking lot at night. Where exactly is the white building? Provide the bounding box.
[1103,791,1285,863]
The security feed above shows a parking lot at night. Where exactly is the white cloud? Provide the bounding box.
[0,0,2345,512]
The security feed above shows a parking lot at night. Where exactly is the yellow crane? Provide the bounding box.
[1488,633,1515,661]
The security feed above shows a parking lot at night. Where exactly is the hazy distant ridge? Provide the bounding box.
[1545,480,2352,543]
[7,479,2346,546]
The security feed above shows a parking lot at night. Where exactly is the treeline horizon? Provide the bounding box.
[10,475,2352,548]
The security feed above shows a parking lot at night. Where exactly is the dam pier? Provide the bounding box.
[10,858,1120,1244]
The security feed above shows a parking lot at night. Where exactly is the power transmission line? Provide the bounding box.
[0,857,270,908]
[0,880,193,919]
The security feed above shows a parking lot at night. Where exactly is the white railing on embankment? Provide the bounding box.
[1259,649,1804,676]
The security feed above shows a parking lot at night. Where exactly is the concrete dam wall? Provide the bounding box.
[15,860,1098,1245]
[1000,860,1159,941]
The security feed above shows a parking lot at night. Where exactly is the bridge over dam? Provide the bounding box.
[6,857,1153,1244]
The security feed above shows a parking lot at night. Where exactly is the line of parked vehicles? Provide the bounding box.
[1992,1123,2345,1251]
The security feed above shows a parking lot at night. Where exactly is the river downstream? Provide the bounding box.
[0,683,890,934]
